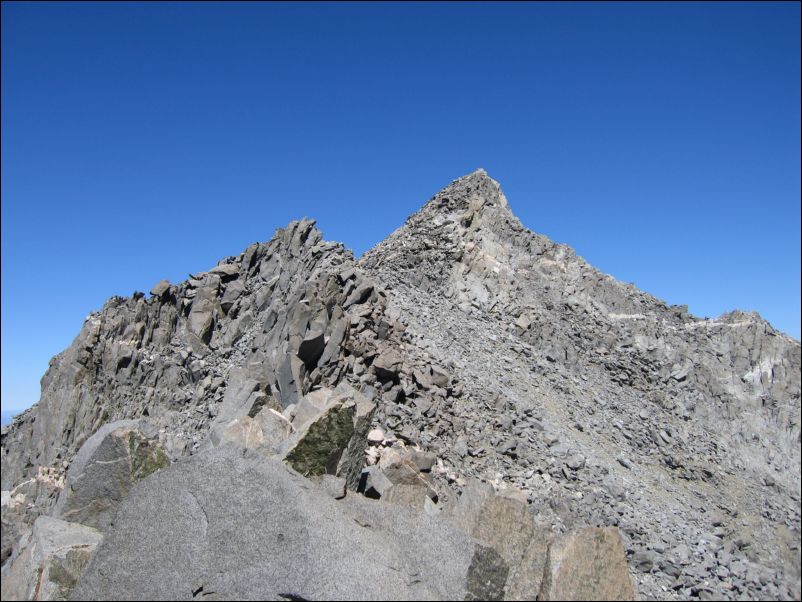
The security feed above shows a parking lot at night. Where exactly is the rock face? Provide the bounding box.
[71,447,477,601]
[1,467,64,568]
[359,170,802,600]
[53,421,168,531]
[1,170,800,601]
[0,516,102,601]
[538,527,635,601]
[1,218,404,492]
[446,480,550,600]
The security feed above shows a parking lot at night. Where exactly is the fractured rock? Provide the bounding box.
[381,459,438,501]
[72,448,476,601]
[358,466,395,499]
[367,428,385,446]
[538,527,635,601]
[0,516,102,601]
[2,169,800,602]
[444,479,548,600]
[343,282,373,308]
[372,348,403,382]
[282,401,355,477]
[213,416,264,451]
[383,483,431,511]
[252,408,294,451]
[407,450,436,472]
[209,263,240,279]
[220,279,245,312]
[334,386,377,489]
[53,420,168,531]
[149,279,171,298]
[297,328,326,367]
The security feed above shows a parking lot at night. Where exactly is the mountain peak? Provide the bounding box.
[463,167,493,182]
[420,169,510,217]
[2,170,800,602]
[359,170,528,298]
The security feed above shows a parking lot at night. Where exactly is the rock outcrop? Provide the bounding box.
[538,527,635,601]
[53,420,168,531]
[0,516,101,601]
[1,169,799,601]
[360,169,802,600]
[71,447,478,601]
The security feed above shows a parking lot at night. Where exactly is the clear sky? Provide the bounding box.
[2,2,800,414]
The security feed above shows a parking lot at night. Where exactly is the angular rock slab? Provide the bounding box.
[372,348,403,382]
[72,447,476,601]
[213,416,265,451]
[446,480,545,600]
[380,459,438,502]
[335,385,378,490]
[149,279,171,298]
[297,328,326,367]
[0,515,102,601]
[383,483,431,511]
[537,527,635,601]
[253,407,294,451]
[53,420,168,531]
[281,385,375,489]
[358,465,395,499]
[282,400,355,477]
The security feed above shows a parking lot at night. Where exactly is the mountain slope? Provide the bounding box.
[1,170,799,601]
[360,169,801,599]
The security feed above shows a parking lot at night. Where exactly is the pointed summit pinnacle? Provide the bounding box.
[459,167,492,184]
[429,168,509,213]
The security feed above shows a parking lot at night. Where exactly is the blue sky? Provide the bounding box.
[2,2,800,414]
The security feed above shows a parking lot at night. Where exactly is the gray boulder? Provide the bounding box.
[445,480,546,600]
[53,420,168,531]
[373,348,404,382]
[0,516,101,601]
[358,465,395,499]
[383,483,431,510]
[149,279,171,298]
[71,447,476,601]
[281,385,375,488]
[537,527,635,601]
[209,416,264,451]
[252,408,294,451]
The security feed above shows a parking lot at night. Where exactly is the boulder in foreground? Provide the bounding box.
[0,515,102,601]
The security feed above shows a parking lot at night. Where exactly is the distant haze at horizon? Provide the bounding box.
[2,2,799,413]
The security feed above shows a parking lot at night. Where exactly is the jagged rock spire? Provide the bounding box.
[419,168,510,217]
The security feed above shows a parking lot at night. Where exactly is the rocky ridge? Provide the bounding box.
[1,169,799,601]
[360,170,801,600]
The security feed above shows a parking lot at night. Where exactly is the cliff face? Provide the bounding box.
[1,170,800,601]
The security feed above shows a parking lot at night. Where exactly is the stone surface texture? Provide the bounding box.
[1,170,799,601]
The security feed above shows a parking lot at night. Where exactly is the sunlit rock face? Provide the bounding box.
[1,170,799,601]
